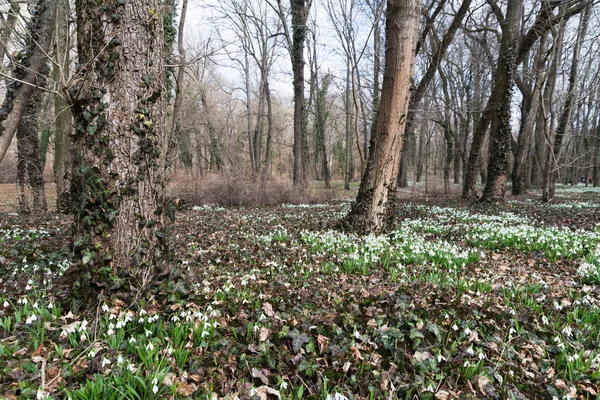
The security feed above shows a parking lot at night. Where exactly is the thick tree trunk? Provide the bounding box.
[480,0,522,203]
[344,0,420,233]
[542,4,591,202]
[70,0,168,294]
[0,0,56,166]
[54,0,72,213]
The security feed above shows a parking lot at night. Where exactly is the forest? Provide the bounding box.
[0,0,600,398]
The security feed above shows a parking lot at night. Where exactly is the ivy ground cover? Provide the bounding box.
[1,196,600,399]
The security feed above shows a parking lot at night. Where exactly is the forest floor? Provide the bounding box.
[1,182,600,399]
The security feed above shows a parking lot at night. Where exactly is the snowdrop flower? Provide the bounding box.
[437,354,446,362]
[145,329,152,337]
[280,381,288,390]
[478,352,485,360]
[80,333,87,342]
[146,342,154,351]
[128,363,136,372]
[25,314,38,324]
[562,326,572,337]
[102,303,109,313]
[33,302,38,309]
[88,350,96,358]
[452,324,459,331]
[117,355,124,364]
[466,347,474,355]
[463,327,472,336]
[129,337,136,344]
[2,301,8,308]
[101,358,111,367]
[36,389,48,399]
[47,303,54,309]
[542,315,549,325]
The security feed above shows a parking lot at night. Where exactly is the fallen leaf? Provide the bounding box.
[413,351,431,362]
[259,327,270,342]
[317,334,329,354]
[252,367,270,385]
[435,390,450,400]
[263,302,274,317]
[254,385,280,399]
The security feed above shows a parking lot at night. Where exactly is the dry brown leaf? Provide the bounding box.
[259,327,270,342]
[254,385,281,399]
[252,367,270,385]
[263,302,274,317]
[317,334,329,354]
[435,390,450,400]
[350,345,363,361]
[477,375,490,396]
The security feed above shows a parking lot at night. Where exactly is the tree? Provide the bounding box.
[479,0,523,203]
[53,0,73,212]
[69,0,169,294]
[542,3,591,201]
[344,0,420,233]
[271,0,313,187]
[0,0,57,166]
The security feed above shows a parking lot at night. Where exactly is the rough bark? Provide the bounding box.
[314,73,332,189]
[344,57,353,190]
[70,0,169,295]
[0,0,57,166]
[480,0,522,203]
[54,0,73,213]
[542,3,591,202]
[0,0,19,62]
[344,0,420,233]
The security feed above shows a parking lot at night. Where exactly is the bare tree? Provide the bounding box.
[344,0,420,233]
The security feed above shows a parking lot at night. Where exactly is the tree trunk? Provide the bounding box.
[16,85,48,213]
[70,0,169,294]
[344,57,353,190]
[512,35,547,195]
[54,0,73,213]
[542,4,591,202]
[290,0,312,188]
[0,0,19,62]
[344,0,420,233]
[0,0,57,166]
[480,0,522,203]
[168,0,188,170]
[262,80,274,181]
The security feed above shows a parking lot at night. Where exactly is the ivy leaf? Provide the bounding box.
[288,329,310,353]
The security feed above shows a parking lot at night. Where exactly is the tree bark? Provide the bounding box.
[344,0,420,233]
[0,0,57,166]
[480,0,522,203]
[70,0,169,294]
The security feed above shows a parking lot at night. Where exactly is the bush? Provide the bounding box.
[169,172,337,207]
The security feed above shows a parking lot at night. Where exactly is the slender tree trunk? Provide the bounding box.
[344,57,353,190]
[0,0,19,62]
[70,0,169,294]
[54,0,73,213]
[542,4,591,202]
[512,35,547,195]
[168,0,188,169]
[481,0,523,203]
[290,0,312,188]
[262,80,274,181]
[344,0,420,233]
[0,0,57,166]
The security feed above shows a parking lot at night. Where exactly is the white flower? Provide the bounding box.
[102,303,109,313]
[26,314,38,324]
[117,355,124,364]
[146,342,154,351]
[36,389,48,399]
[101,358,111,367]
[280,381,288,390]
[107,328,114,335]
[129,337,137,344]
[88,350,96,358]
[542,315,549,325]
[2,301,8,308]
[562,326,572,337]
[437,354,446,362]
[80,333,87,342]
[47,303,54,309]
[452,324,458,331]
[478,352,485,360]
[128,363,136,372]
[466,347,474,355]
[145,329,152,337]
